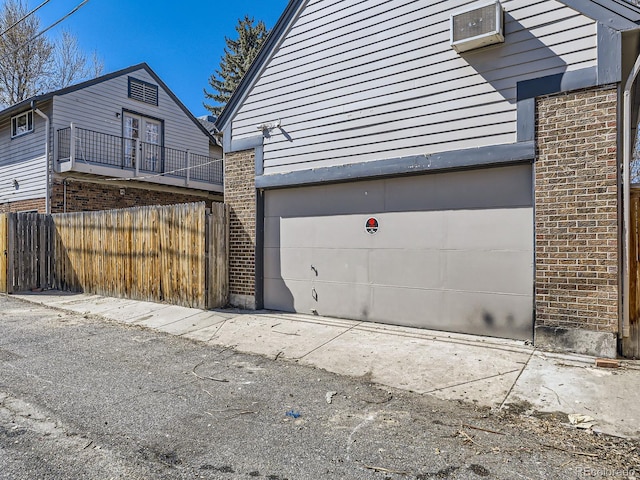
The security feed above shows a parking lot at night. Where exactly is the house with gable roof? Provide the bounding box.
[217,0,640,358]
[0,63,223,214]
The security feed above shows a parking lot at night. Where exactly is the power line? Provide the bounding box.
[0,0,90,62]
[18,0,90,48]
[0,0,51,38]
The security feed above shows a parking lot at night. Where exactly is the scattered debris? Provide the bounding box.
[457,430,481,446]
[285,410,301,419]
[541,443,599,458]
[362,464,410,475]
[274,352,284,361]
[191,361,228,383]
[271,330,300,336]
[362,390,393,404]
[595,358,620,369]
[226,411,257,420]
[325,391,338,404]
[462,423,505,435]
[568,414,596,430]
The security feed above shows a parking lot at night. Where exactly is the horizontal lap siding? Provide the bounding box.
[0,113,47,204]
[52,68,209,157]
[232,0,596,173]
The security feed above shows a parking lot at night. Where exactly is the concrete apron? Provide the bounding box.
[12,291,640,439]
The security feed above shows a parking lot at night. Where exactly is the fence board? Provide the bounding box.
[625,190,640,358]
[207,202,229,308]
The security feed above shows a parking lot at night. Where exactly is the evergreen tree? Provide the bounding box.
[204,15,269,116]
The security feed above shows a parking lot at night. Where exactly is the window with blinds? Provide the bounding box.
[128,77,158,106]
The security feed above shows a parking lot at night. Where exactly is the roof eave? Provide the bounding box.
[558,0,640,31]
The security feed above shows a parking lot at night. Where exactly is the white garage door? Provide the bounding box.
[263,164,534,340]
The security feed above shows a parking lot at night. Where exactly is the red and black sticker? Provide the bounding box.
[365,217,379,234]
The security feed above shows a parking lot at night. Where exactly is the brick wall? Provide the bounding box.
[224,149,256,308]
[535,86,619,341]
[50,178,215,213]
[0,197,46,213]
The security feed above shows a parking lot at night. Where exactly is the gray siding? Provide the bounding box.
[232,0,597,174]
[0,111,48,204]
[52,68,209,157]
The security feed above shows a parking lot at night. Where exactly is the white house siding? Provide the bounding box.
[232,0,597,174]
[52,68,209,157]
[0,112,47,204]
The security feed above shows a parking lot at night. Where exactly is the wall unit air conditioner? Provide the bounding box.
[450,1,504,53]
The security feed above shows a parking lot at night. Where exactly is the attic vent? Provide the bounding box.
[128,77,158,106]
[450,1,504,53]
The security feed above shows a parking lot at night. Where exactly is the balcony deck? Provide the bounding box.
[56,126,223,193]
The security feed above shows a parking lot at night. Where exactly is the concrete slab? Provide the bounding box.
[506,352,640,438]
[354,321,533,353]
[13,292,102,307]
[130,305,203,329]
[204,313,354,359]
[298,327,533,407]
[100,301,172,323]
[427,369,524,407]
[53,297,140,315]
[157,312,227,336]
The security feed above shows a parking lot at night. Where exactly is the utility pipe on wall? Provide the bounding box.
[622,53,640,339]
[32,101,50,214]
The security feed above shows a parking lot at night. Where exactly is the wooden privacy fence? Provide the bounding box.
[0,202,228,309]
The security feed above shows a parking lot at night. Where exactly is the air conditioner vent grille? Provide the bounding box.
[452,4,497,43]
[450,1,504,53]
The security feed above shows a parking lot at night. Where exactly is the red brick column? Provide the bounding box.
[534,85,619,357]
[224,149,257,309]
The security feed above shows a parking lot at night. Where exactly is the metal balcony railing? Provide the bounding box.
[57,125,223,186]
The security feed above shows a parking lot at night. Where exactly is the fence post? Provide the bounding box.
[6,213,15,294]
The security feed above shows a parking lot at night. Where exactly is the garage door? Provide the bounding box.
[263,164,533,340]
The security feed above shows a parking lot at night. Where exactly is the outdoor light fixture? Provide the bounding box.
[257,119,281,132]
[12,179,18,189]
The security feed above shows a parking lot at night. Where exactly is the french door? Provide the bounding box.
[123,113,162,172]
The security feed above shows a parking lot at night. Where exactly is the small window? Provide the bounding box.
[11,110,33,137]
[128,77,158,106]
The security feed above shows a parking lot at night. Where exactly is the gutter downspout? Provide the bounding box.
[622,53,640,339]
[32,101,50,214]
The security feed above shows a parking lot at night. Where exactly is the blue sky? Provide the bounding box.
[36,0,290,117]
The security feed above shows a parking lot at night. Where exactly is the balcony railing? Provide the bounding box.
[57,125,223,186]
